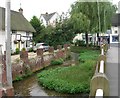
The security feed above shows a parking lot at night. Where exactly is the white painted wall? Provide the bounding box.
[0,30,33,53]
[110,26,119,43]
[40,13,60,27]
[49,13,59,27]
[40,16,47,27]
[118,26,120,43]
[111,26,118,34]
[0,30,6,53]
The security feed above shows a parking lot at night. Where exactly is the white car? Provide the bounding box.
[33,43,50,52]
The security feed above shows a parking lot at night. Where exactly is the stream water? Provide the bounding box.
[13,52,88,97]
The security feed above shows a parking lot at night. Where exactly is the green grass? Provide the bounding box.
[37,47,100,94]
[70,46,100,53]
[79,50,100,63]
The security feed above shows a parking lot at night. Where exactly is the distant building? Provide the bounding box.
[0,7,35,53]
[40,12,60,27]
[111,13,120,43]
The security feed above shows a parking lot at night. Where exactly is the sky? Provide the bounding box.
[0,0,119,21]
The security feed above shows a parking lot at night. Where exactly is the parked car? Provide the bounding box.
[33,43,50,52]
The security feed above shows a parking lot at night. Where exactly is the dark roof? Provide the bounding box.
[0,7,35,32]
[41,12,56,22]
[111,13,120,26]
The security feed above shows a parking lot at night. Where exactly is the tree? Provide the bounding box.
[30,16,45,43]
[70,1,117,47]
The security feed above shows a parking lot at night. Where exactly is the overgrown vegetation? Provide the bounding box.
[37,48,100,94]
[14,71,33,82]
[74,40,85,46]
[50,58,64,66]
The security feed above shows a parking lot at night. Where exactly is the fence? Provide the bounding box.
[90,44,109,97]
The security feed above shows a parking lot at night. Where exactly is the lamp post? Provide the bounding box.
[5,0,12,86]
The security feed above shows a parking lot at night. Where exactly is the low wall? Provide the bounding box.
[11,44,70,80]
[89,44,109,97]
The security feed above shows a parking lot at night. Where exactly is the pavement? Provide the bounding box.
[11,51,55,63]
[11,52,36,63]
[106,43,119,96]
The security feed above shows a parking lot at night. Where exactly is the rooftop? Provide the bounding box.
[0,7,35,32]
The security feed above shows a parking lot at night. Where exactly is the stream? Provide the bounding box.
[13,52,87,96]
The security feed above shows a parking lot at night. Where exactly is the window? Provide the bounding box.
[16,34,21,41]
[12,30,16,34]
[41,19,43,23]
[26,40,30,47]
[115,30,117,34]
[26,32,29,36]
[112,36,119,42]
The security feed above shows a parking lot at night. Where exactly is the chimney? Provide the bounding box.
[46,12,48,15]
[19,8,23,14]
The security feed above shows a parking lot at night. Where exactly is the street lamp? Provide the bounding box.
[5,0,12,86]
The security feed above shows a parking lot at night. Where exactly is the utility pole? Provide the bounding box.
[5,0,12,86]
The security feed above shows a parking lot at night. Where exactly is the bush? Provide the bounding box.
[15,48,20,54]
[29,48,33,52]
[50,58,64,66]
[75,40,85,46]
[22,48,26,51]
[15,76,23,81]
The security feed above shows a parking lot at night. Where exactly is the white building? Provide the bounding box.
[40,12,60,27]
[0,7,35,53]
[111,13,119,43]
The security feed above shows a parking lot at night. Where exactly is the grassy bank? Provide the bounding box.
[37,47,100,94]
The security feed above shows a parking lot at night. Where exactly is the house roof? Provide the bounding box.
[0,7,35,32]
[111,13,120,26]
[41,12,56,22]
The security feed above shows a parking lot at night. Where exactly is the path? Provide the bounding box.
[106,43,119,96]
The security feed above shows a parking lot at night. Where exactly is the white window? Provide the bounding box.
[112,36,119,42]
[115,30,117,34]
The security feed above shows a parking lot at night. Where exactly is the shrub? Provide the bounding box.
[15,76,23,81]
[50,58,64,66]
[75,40,85,46]
[15,48,20,54]
[29,48,33,52]
[21,48,26,51]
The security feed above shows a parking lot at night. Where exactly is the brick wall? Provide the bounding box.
[12,44,70,80]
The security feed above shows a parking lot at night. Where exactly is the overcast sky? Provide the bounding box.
[0,0,119,21]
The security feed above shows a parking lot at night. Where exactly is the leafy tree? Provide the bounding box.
[30,16,45,43]
[70,1,117,47]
